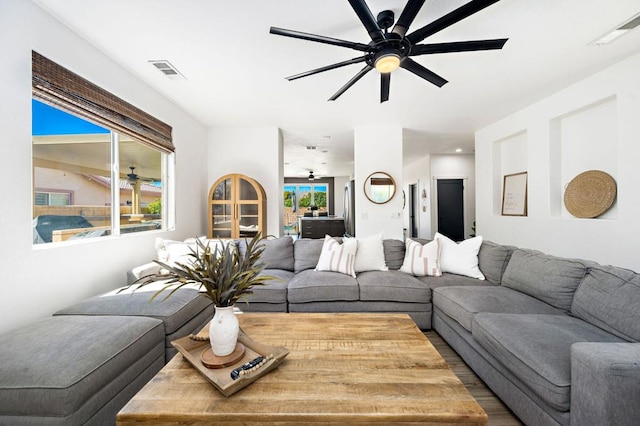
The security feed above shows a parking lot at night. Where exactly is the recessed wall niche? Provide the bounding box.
[549,96,617,219]
[492,131,528,215]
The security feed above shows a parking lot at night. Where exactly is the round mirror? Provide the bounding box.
[364,172,396,204]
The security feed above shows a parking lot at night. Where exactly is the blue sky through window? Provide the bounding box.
[32,99,109,135]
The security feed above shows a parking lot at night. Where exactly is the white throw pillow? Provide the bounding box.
[156,237,234,269]
[155,238,192,265]
[400,238,441,277]
[435,232,485,280]
[315,235,357,278]
[346,233,388,273]
[164,240,195,267]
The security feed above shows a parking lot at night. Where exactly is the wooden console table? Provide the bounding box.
[117,313,487,425]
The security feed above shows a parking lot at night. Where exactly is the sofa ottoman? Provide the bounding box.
[0,315,164,425]
[54,287,213,362]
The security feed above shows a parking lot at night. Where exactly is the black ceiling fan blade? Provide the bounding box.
[347,0,385,42]
[392,0,426,37]
[286,56,367,81]
[270,27,370,52]
[329,65,373,101]
[410,38,508,55]
[407,0,501,45]
[401,58,448,87]
[380,73,390,103]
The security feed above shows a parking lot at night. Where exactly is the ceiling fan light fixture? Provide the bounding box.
[374,52,401,73]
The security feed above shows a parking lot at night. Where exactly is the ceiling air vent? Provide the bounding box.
[148,60,186,80]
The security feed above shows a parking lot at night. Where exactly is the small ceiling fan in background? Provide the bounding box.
[270,0,507,102]
[126,166,155,184]
[308,170,322,181]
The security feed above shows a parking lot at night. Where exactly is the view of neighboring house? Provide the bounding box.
[32,99,164,242]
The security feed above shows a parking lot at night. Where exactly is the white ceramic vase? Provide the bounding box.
[209,305,239,357]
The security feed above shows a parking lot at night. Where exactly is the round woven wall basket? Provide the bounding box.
[563,170,616,218]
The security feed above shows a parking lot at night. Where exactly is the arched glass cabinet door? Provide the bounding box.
[208,174,266,239]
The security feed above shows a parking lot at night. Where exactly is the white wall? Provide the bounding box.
[476,51,640,271]
[354,127,404,240]
[403,156,432,239]
[0,1,208,334]
[207,127,283,236]
[430,154,477,239]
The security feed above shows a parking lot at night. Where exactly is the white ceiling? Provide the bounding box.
[34,0,640,179]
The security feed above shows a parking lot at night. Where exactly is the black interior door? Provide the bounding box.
[409,184,418,238]
[437,179,464,241]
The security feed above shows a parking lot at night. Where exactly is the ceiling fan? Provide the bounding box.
[270,0,508,103]
[126,166,155,184]
[308,170,321,181]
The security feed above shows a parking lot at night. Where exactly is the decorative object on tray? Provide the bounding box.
[209,305,240,356]
[173,328,290,397]
[200,341,245,369]
[131,233,277,356]
[564,170,617,218]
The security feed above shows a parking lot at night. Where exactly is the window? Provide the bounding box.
[34,191,72,206]
[32,52,174,245]
[285,183,328,214]
[283,178,334,234]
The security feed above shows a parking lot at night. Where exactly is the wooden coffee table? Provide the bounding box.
[117,313,487,425]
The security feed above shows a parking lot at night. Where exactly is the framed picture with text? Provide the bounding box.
[501,172,528,216]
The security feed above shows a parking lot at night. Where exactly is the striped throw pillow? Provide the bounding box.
[400,238,442,277]
[315,235,357,277]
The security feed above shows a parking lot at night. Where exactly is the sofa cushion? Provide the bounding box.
[472,313,625,412]
[158,238,194,266]
[294,238,326,272]
[383,239,406,270]
[357,270,431,303]
[288,269,359,303]
[55,287,212,335]
[571,265,640,342]
[0,315,164,422]
[501,249,588,313]
[239,236,294,271]
[417,272,497,290]
[315,235,357,277]
[433,286,563,332]
[478,241,515,285]
[155,237,184,258]
[240,269,292,304]
[400,238,441,277]
[157,237,234,268]
[436,233,485,280]
[347,233,388,273]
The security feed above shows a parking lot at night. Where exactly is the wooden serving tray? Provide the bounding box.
[171,329,290,397]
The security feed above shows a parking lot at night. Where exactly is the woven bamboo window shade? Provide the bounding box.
[370,177,394,186]
[31,51,173,153]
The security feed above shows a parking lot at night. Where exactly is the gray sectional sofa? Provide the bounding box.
[230,236,640,426]
[1,235,638,425]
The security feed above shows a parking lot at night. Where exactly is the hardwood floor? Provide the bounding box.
[425,330,524,426]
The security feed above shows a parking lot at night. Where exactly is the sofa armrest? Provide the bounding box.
[126,262,161,285]
[571,342,640,426]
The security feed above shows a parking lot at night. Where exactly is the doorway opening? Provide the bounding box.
[436,178,465,241]
[409,184,418,238]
